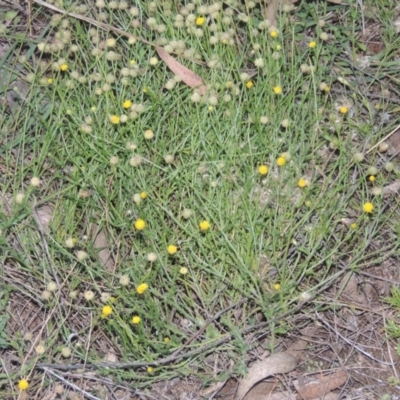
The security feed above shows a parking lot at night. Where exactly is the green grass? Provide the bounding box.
[1,0,400,396]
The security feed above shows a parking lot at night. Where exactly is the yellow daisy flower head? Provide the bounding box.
[298,178,307,188]
[60,63,68,71]
[319,82,330,92]
[109,115,120,124]
[18,379,29,391]
[273,86,282,95]
[246,80,253,89]
[140,191,147,199]
[132,315,141,324]
[167,245,178,255]
[134,218,146,230]
[101,305,113,317]
[339,106,348,115]
[350,223,357,229]
[258,165,268,175]
[136,283,148,294]
[273,283,281,291]
[270,30,278,38]
[276,156,286,166]
[199,220,210,231]
[147,366,154,373]
[308,41,317,48]
[363,202,374,213]
[123,100,132,109]
[196,16,205,26]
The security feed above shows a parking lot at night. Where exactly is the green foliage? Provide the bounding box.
[1,0,400,392]
[0,287,11,349]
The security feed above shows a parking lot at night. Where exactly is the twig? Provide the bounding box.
[169,297,248,359]
[36,268,345,372]
[43,367,101,400]
[366,123,400,155]
[337,57,400,98]
[31,0,151,45]
[315,311,393,366]
[31,199,59,286]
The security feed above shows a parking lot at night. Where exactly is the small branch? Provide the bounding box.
[169,297,248,359]
[32,199,59,286]
[315,311,393,366]
[43,367,102,400]
[36,270,346,372]
[31,0,151,46]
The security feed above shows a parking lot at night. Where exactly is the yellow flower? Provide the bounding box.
[110,115,120,124]
[350,223,357,229]
[134,219,146,230]
[363,202,374,213]
[140,191,147,199]
[199,220,210,231]
[339,106,348,114]
[298,178,307,188]
[60,63,68,71]
[308,41,317,48]
[132,316,141,324]
[273,86,282,95]
[136,283,148,294]
[270,30,278,38]
[47,78,53,84]
[167,245,178,255]
[196,16,205,26]
[18,379,29,391]
[246,81,253,89]
[273,283,281,290]
[164,337,170,343]
[147,366,154,373]
[277,157,286,166]
[123,100,132,109]
[319,82,330,92]
[258,165,268,175]
[276,44,281,50]
[101,305,113,317]
[368,175,375,182]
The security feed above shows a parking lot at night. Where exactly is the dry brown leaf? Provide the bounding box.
[199,381,226,397]
[91,223,114,272]
[338,271,365,304]
[235,352,297,400]
[0,193,13,216]
[239,380,279,400]
[103,351,118,363]
[296,370,347,400]
[35,204,54,235]
[383,180,400,196]
[287,325,320,360]
[388,129,400,156]
[156,47,206,95]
